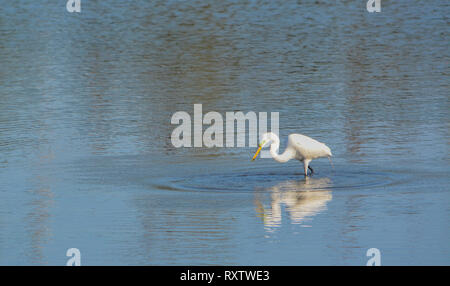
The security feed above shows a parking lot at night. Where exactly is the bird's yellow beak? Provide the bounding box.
[251,141,265,161]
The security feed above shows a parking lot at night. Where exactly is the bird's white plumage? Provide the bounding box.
[287,134,331,160]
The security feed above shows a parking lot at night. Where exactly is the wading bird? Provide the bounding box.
[252,132,332,176]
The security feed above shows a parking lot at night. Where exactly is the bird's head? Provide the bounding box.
[251,133,274,161]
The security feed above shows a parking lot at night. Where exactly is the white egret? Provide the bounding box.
[252,132,332,176]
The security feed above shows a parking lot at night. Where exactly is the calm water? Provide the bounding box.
[0,1,449,265]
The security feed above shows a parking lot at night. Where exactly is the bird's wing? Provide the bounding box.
[288,134,330,159]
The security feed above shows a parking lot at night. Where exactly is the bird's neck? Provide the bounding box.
[270,143,295,163]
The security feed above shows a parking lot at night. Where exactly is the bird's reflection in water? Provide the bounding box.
[255,177,332,231]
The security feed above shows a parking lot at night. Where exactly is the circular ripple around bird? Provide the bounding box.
[153,167,412,194]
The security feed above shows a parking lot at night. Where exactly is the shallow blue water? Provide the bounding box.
[0,1,449,265]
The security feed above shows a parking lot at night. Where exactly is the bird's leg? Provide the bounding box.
[303,159,311,177]
[308,165,314,175]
